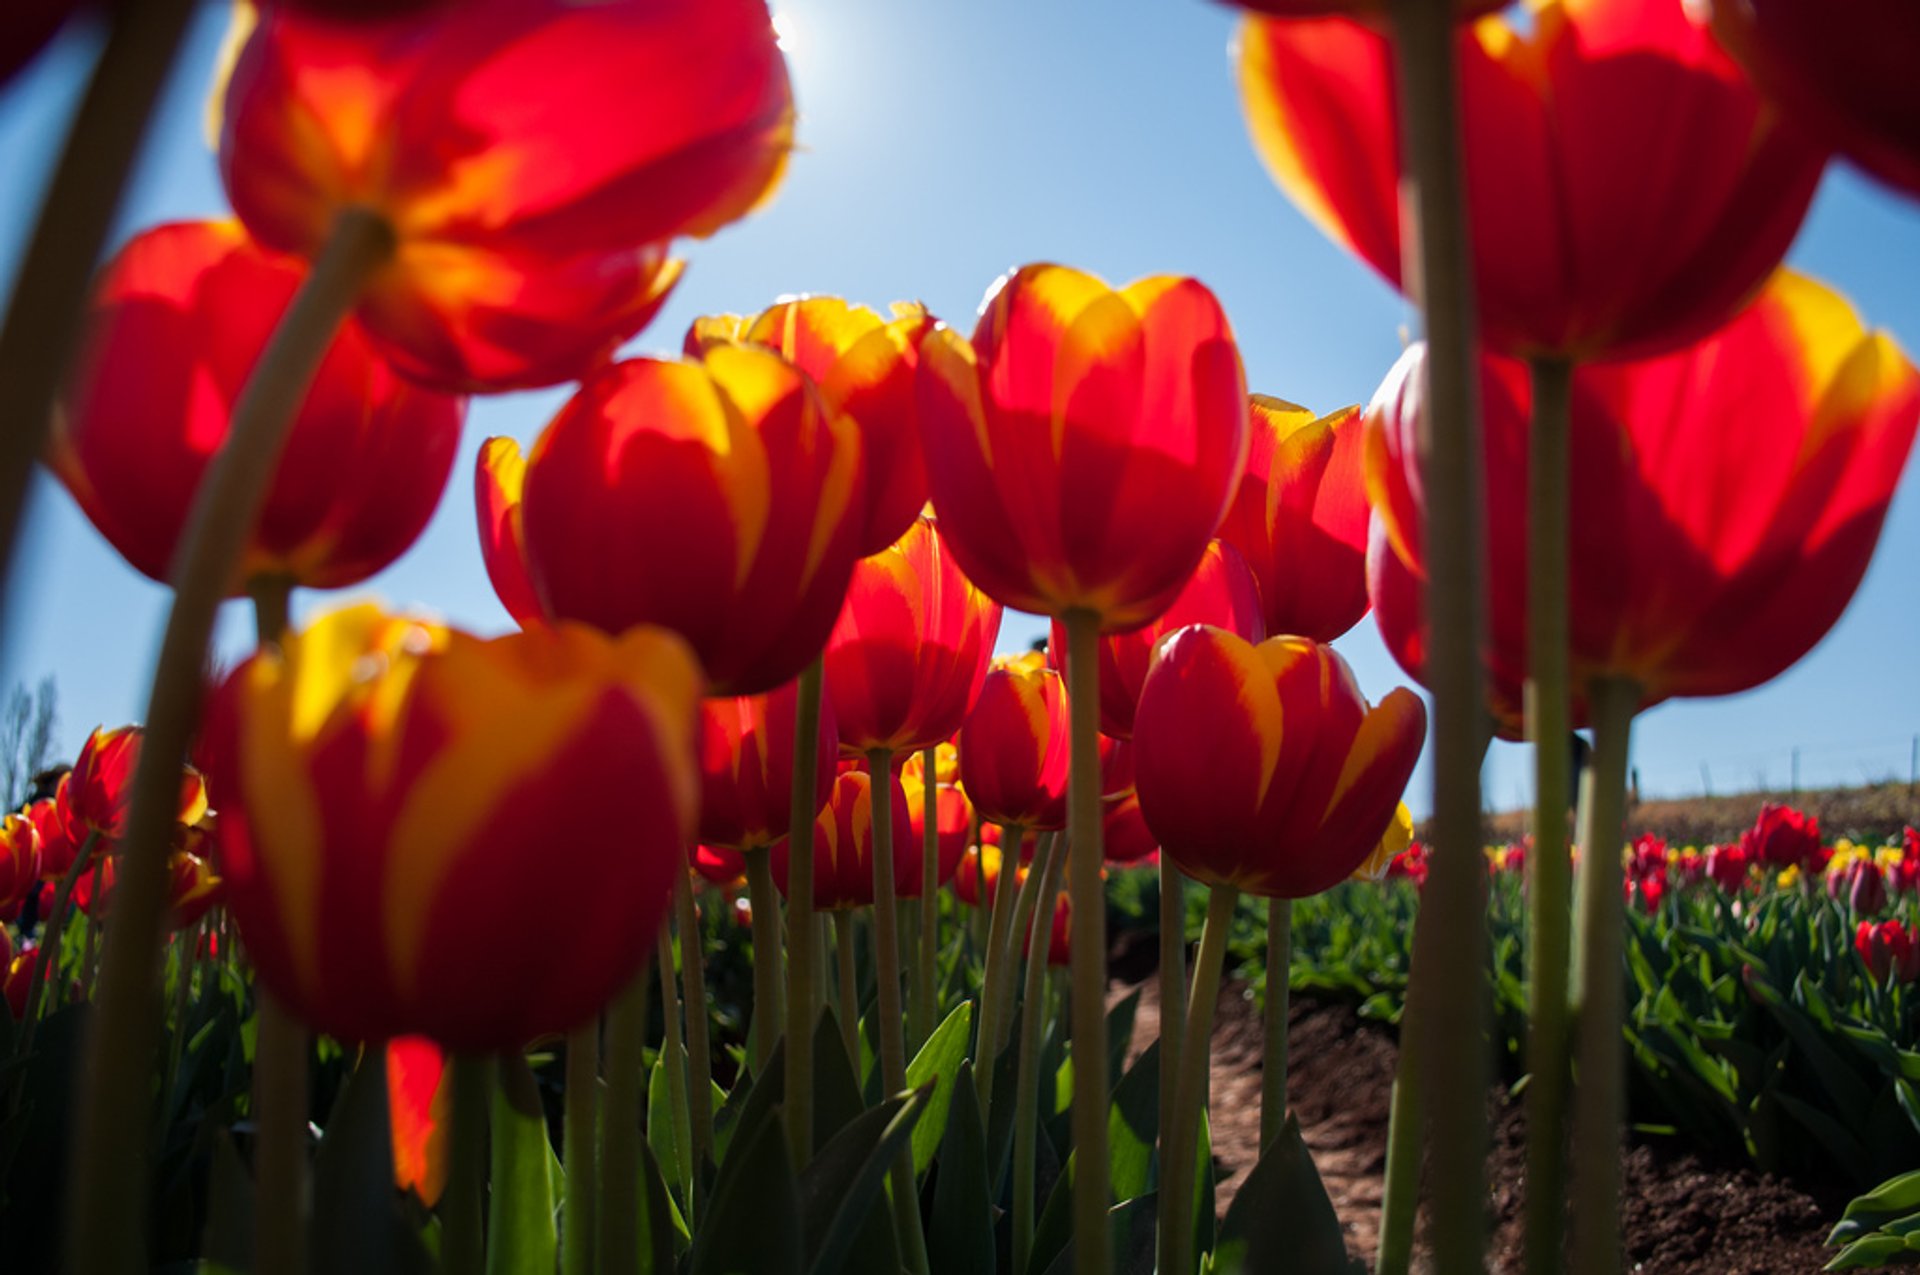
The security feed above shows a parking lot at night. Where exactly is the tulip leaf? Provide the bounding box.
[637,1139,679,1274]
[1192,1108,1217,1268]
[712,1034,784,1174]
[801,1086,927,1275]
[1107,987,1142,1086]
[1107,1040,1161,1202]
[199,1129,254,1271]
[647,1049,693,1199]
[1038,1192,1158,1275]
[487,1054,558,1275]
[928,1060,995,1275]
[1027,1153,1075,1275]
[1834,1169,1920,1236]
[1824,1234,1912,1270]
[1210,1113,1360,1274]
[813,1009,868,1156]
[904,1000,974,1177]
[689,1106,802,1275]
[309,1053,432,1275]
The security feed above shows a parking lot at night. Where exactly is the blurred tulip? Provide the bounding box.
[67,727,209,845]
[217,0,791,390]
[481,346,866,694]
[1102,791,1159,867]
[26,786,76,881]
[901,740,961,788]
[1366,272,1920,733]
[692,844,747,889]
[770,769,912,910]
[0,813,41,913]
[918,263,1249,630]
[1049,539,1264,739]
[1856,919,1920,985]
[1829,857,1887,917]
[980,820,1040,868]
[1709,0,1920,199]
[1043,891,1072,968]
[166,851,222,931]
[4,945,33,1019]
[690,298,937,555]
[201,604,702,1048]
[953,842,1005,910]
[387,1035,450,1207]
[1740,803,1824,871]
[54,222,464,590]
[957,654,1069,832]
[903,777,972,897]
[1238,0,1825,360]
[1134,627,1425,898]
[1386,841,1429,886]
[1216,397,1369,642]
[825,514,1003,754]
[1704,843,1750,892]
[1349,802,1414,882]
[698,680,838,850]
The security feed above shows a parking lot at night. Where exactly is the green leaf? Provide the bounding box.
[801,1087,927,1275]
[638,1140,681,1273]
[1106,1041,1160,1202]
[1824,1234,1914,1270]
[647,1049,692,1199]
[199,1130,254,1271]
[689,1107,802,1275]
[487,1054,558,1275]
[904,1000,974,1177]
[1840,1170,1920,1229]
[1210,1114,1359,1274]
[1106,987,1142,1085]
[929,1061,996,1275]
[1039,1193,1159,1275]
[812,1009,869,1156]
[309,1054,432,1275]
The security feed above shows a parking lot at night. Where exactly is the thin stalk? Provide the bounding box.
[157,917,204,1122]
[913,745,940,1050]
[65,207,394,1275]
[0,0,195,599]
[973,823,1019,1108]
[599,972,651,1275]
[1570,676,1638,1275]
[654,928,693,1211]
[1062,608,1111,1275]
[868,748,930,1274]
[1012,833,1066,1274]
[1158,855,1186,1205]
[742,846,785,1076]
[835,910,860,1062]
[1262,899,1292,1151]
[16,831,98,1062]
[1375,1016,1423,1275]
[443,1055,493,1275]
[988,830,1053,1066]
[77,856,104,1000]
[674,874,713,1172]
[1159,885,1238,1275]
[1385,2,1490,1270]
[1523,353,1575,1275]
[252,992,310,1275]
[900,902,922,1052]
[784,659,825,1164]
[562,1022,597,1275]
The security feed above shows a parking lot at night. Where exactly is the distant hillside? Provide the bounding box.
[1476,780,1918,848]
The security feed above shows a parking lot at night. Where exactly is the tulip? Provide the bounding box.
[216,0,793,391]
[4,945,33,1020]
[952,841,1006,910]
[1101,791,1159,867]
[1705,843,1750,893]
[27,786,75,881]
[690,298,938,555]
[1829,857,1888,917]
[1856,919,1920,985]
[65,727,210,847]
[902,778,970,898]
[1048,538,1265,740]
[480,346,866,696]
[54,222,465,591]
[1740,803,1825,872]
[387,1036,451,1208]
[769,770,912,911]
[957,654,1070,833]
[698,683,838,852]
[165,851,221,932]
[200,603,702,1049]
[692,844,747,889]
[0,812,41,914]
[1709,0,1920,199]
[1350,803,1415,882]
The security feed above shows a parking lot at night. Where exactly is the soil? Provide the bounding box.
[1474,780,1918,849]
[1110,969,1843,1274]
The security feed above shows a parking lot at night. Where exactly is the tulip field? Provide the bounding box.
[1,0,1918,1274]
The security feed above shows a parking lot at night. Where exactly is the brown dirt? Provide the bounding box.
[1475,780,1918,849]
[1109,973,1841,1273]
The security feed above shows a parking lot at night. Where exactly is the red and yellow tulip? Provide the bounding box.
[770,769,913,910]
[0,813,39,914]
[957,653,1070,833]
[698,681,838,851]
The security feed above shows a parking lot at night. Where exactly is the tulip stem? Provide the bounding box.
[599,971,650,1275]
[1012,832,1066,1275]
[992,831,1053,1063]
[973,822,1019,1111]
[1160,884,1238,1275]
[1375,1009,1423,1275]
[654,928,694,1211]
[0,0,195,602]
[784,658,825,1165]
[913,745,940,1051]
[562,1021,598,1275]
[77,858,105,1001]
[158,918,204,1124]
[253,991,311,1275]
[742,846,785,1076]
[1385,1,1491,1270]
[443,1054,493,1275]
[1524,352,1575,1275]
[9,831,98,1113]
[1158,854,1187,1198]
[674,874,713,1174]
[834,910,860,1062]
[64,207,394,1275]
[1262,898,1292,1151]
[868,748,930,1273]
[1570,676,1638,1275]
[1062,607,1112,1275]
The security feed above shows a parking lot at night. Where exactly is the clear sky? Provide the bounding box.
[1,1,1916,821]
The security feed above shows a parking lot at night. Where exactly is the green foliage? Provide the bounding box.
[1826,1170,1920,1269]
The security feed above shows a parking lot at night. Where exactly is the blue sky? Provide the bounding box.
[1,1,1916,822]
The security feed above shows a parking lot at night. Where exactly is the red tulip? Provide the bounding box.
[1237,0,1826,360]
[1705,843,1750,893]
[67,727,211,847]
[1709,0,1920,199]
[1216,397,1369,642]
[1102,791,1160,867]
[698,680,838,851]
[957,654,1070,832]
[4,946,34,1020]
[903,776,972,898]
[26,786,76,881]
[918,263,1249,631]
[166,851,222,932]
[1042,890,1072,968]
[217,0,792,390]
[480,346,867,695]
[824,514,1003,755]
[1133,626,1425,898]
[980,821,1040,869]
[693,844,747,889]
[1739,803,1824,872]
[387,1036,450,1207]
[55,221,464,590]
[1366,272,1920,733]
[770,769,913,910]
[1049,539,1264,739]
[689,298,937,556]
[953,842,1006,910]
[201,604,703,1049]
[0,813,41,914]
[1856,919,1920,985]
[1829,858,1887,917]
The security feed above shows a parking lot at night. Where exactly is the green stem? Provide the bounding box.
[675,874,713,1174]
[835,910,860,1062]
[1262,899,1292,1152]
[742,845,785,1077]
[1524,353,1575,1275]
[0,0,195,600]
[973,822,1019,1110]
[252,991,310,1275]
[913,745,940,1051]
[1159,884,1238,1275]
[1385,2,1490,1270]
[598,972,650,1275]
[64,208,394,1275]
[1158,854,1186,1205]
[1012,832,1066,1275]
[12,830,98,1099]
[1062,608,1112,1275]
[868,748,930,1274]
[785,659,825,1165]
[1570,676,1638,1275]
[76,857,104,1001]
[989,830,1053,1068]
[654,928,694,1211]
[157,917,203,1125]
[1375,1015,1423,1275]
[443,1055,493,1275]
[562,1022,598,1275]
